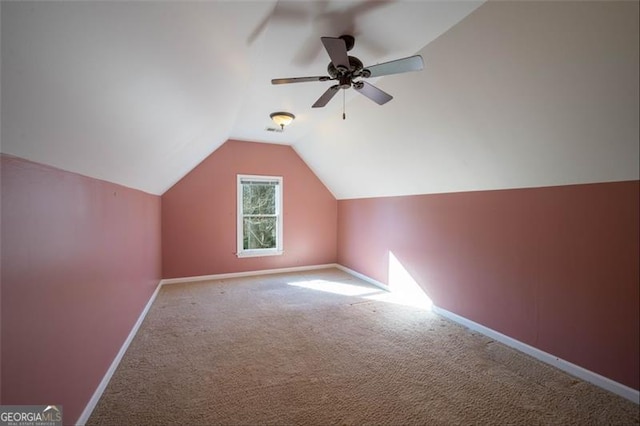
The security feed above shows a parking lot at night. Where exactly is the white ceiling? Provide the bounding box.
[2,1,638,198]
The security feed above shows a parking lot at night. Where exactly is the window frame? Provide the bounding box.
[236,174,283,258]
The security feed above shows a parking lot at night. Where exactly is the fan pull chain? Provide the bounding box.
[342,89,346,120]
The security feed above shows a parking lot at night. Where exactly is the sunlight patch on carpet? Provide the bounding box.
[287,254,432,311]
[287,279,382,297]
[369,252,433,311]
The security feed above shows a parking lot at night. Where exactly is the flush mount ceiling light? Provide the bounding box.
[270,112,295,130]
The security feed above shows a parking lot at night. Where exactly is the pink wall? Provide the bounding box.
[338,181,640,390]
[0,155,162,424]
[162,140,337,278]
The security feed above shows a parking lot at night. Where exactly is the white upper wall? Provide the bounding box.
[294,1,640,199]
[1,1,482,195]
[2,1,638,198]
[1,1,274,194]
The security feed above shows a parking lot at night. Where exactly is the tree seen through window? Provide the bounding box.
[242,181,277,250]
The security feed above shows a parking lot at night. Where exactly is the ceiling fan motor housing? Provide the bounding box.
[338,75,351,89]
[327,56,364,82]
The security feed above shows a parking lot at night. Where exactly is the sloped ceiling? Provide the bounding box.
[296,0,640,198]
[2,1,638,199]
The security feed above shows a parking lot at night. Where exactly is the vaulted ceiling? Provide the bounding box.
[2,1,638,198]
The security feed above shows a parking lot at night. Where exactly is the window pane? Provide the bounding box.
[243,217,277,250]
[242,184,276,215]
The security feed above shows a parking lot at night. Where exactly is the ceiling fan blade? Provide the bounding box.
[363,55,424,78]
[353,81,393,105]
[271,76,331,85]
[247,4,310,45]
[312,85,340,108]
[321,37,350,71]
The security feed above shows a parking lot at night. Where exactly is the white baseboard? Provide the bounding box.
[76,282,162,425]
[334,264,390,292]
[337,264,639,405]
[432,306,640,404]
[79,263,341,422]
[160,263,338,285]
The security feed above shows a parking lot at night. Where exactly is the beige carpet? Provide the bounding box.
[88,268,639,425]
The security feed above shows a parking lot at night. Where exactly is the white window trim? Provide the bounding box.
[236,174,283,258]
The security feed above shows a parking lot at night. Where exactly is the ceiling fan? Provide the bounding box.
[271,35,424,117]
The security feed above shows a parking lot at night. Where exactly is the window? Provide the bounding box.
[237,175,283,258]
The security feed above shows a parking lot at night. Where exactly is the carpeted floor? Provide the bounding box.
[88,268,639,425]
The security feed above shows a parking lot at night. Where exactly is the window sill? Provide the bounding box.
[236,249,284,258]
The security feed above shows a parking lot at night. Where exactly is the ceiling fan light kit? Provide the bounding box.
[270,111,295,130]
[272,35,424,119]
